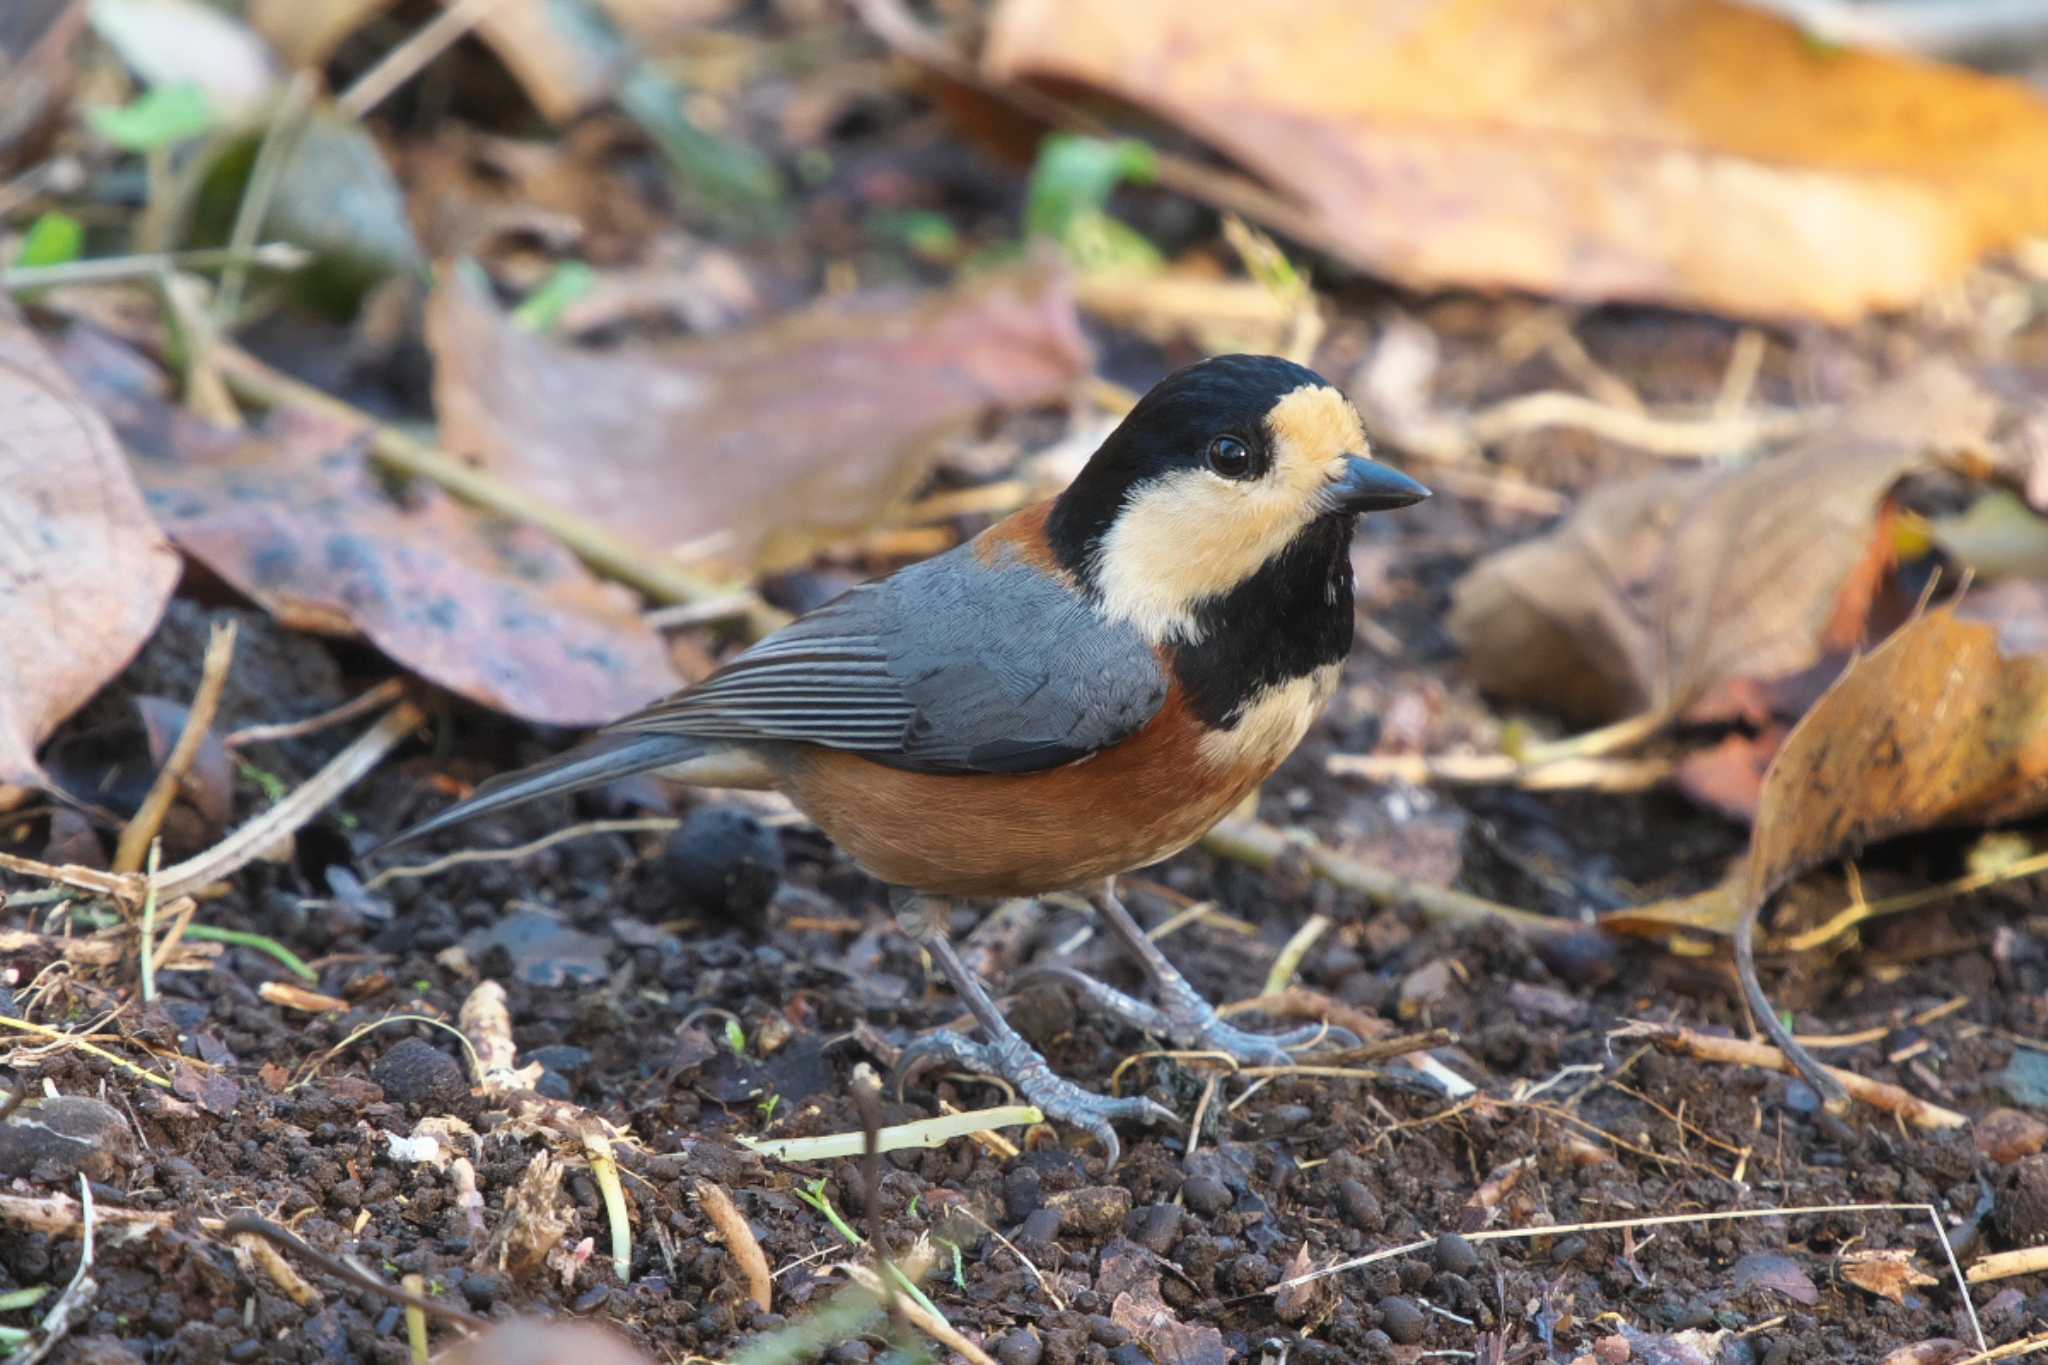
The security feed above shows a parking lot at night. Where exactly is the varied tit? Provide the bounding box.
[378,353,1429,1163]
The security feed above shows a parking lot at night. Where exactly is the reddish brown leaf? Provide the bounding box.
[58,328,677,728]
[0,302,179,789]
[428,260,1092,574]
[1448,363,1994,724]
[1730,1251,1818,1306]
[984,0,2048,321]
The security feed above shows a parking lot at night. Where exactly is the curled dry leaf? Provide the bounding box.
[1449,362,1995,725]
[984,0,2048,322]
[1099,1239,1229,1365]
[1839,1248,1937,1304]
[1610,600,2048,942]
[0,302,180,789]
[57,327,677,728]
[427,260,1093,574]
[1743,607,2048,902]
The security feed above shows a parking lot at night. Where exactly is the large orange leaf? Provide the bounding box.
[983,0,2048,321]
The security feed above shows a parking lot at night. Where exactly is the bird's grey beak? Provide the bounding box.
[1329,455,1431,513]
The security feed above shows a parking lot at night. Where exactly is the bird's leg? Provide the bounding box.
[1075,878,1358,1066]
[890,889,1173,1167]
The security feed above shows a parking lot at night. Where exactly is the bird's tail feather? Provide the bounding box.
[373,732,705,855]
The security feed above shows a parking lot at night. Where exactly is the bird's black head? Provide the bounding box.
[1045,354,1428,647]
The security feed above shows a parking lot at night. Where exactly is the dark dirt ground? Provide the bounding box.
[8,392,2048,1363]
[9,8,2048,1358]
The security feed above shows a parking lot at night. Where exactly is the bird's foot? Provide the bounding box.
[894,1025,1174,1169]
[1022,965,1355,1067]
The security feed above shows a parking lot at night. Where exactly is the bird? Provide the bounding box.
[378,353,1429,1163]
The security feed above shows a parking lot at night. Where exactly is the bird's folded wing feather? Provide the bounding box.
[610,546,1168,775]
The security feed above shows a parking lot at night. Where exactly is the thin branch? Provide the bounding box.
[114,619,237,874]
[212,345,789,638]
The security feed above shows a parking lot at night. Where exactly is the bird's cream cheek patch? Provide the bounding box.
[1196,664,1341,773]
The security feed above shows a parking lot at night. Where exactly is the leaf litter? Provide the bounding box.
[7,1,2048,1362]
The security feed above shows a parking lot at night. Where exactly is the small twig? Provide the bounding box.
[400,1273,428,1364]
[223,679,408,749]
[838,1260,996,1365]
[214,73,315,324]
[1202,818,1561,936]
[585,1131,632,1282]
[1967,1246,2048,1283]
[1328,750,1674,793]
[1262,914,1332,996]
[740,1106,1045,1162]
[20,1177,97,1364]
[851,1077,896,1328]
[1466,390,1821,461]
[337,0,503,119]
[221,1215,488,1330]
[137,843,161,1004]
[2,243,310,292]
[213,345,788,637]
[1953,1330,2048,1364]
[364,818,680,890]
[697,1181,771,1312]
[155,699,426,902]
[115,620,237,875]
[1780,850,2048,954]
[0,1017,174,1091]
[1613,1021,1965,1129]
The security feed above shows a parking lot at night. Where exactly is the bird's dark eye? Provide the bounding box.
[1206,435,1253,479]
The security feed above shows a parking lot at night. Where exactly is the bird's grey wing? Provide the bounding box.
[610,543,1166,774]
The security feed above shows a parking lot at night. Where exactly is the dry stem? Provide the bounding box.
[1614,1021,1966,1129]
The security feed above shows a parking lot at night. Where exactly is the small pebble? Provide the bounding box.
[660,806,784,930]
[0,1095,135,1182]
[1258,1104,1313,1138]
[1181,1175,1233,1217]
[1336,1178,1383,1232]
[1004,1165,1043,1222]
[1017,1206,1063,1247]
[1434,1232,1478,1276]
[1048,1185,1131,1238]
[827,1344,871,1365]
[1379,1294,1426,1345]
[994,1327,1043,1365]
[372,1038,469,1108]
[1130,1203,1184,1254]
[1086,1317,1131,1347]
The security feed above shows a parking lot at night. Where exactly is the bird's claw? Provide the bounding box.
[893,1028,1174,1169]
[1017,963,1358,1067]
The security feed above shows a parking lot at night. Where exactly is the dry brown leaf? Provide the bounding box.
[464,0,629,123]
[1877,1342,1972,1365]
[245,0,392,69]
[1100,1240,1228,1365]
[428,261,1092,574]
[984,0,2048,322]
[1744,608,2048,905]
[0,303,180,789]
[1610,597,2048,944]
[1448,362,1994,724]
[1,0,87,174]
[57,327,678,728]
[1839,1248,1937,1304]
